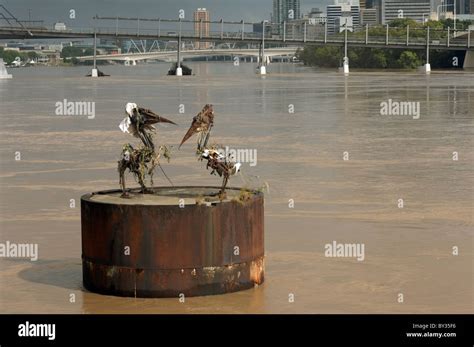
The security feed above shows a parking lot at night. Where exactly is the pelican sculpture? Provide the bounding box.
[180,105,241,199]
[118,103,175,197]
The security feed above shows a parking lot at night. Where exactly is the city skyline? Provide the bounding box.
[1,0,471,35]
[1,0,340,27]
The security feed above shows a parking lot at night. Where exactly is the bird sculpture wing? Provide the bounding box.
[138,107,177,127]
[119,116,140,138]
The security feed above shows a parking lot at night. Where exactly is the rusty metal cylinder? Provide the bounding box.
[81,187,264,297]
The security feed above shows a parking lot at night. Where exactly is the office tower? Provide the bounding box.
[459,0,468,13]
[440,0,468,14]
[327,2,360,33]
[273,0,301,22]
[382,0,431,24]
[361,8,379,25]
[194,8,210,49]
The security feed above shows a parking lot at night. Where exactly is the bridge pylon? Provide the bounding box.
[421,26,431,74]
[176,19,183,76]
[341,19,349,75]
[257,21,267,75]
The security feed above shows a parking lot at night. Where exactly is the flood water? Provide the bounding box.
[0,62,472,313]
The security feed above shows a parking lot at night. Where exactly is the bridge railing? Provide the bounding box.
[2,18,472,49]
[87,17,472,49]
[300,25,470,48]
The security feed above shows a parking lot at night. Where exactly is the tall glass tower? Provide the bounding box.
[272,0,301,23]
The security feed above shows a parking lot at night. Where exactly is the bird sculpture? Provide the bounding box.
[118,103,175,197]
[180,105,241,199]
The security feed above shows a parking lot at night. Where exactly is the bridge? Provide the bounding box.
[1,21,472,51]
[1,14,473,75]
[76,48,298,64]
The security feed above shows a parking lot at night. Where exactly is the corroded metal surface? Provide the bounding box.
[81,186,264,297]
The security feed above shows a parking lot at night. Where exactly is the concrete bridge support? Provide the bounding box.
[341,20,349,75]
[257,21,267,75]
[464,51,474,69]
[91,32,99,78]
[176,19,183,76]
[343,59,349,75]
[421,27,431,74]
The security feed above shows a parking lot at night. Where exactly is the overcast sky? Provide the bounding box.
[2,0,350,26]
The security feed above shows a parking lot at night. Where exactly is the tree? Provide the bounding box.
[312,46,342,67]
[389,18,420,28]
[61,46,94,59]
[27,51,39,59]
[397,51,422,69]
[1,50,20,64]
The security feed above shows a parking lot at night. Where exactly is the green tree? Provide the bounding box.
[1,50,21,64]
[61,46,94,59]
[27,51,39,59]
[389,18,420,28]
[312,46,342,67]
[397,51,422,69]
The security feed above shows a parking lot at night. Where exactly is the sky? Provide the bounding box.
[2,0,347,27]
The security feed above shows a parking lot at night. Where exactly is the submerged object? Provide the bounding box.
[81,187,264,297]
[168,63,192,76]
[86,69,110,77]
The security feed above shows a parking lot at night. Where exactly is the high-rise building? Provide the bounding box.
[308,7,324,18]
[460,0,468,13]
[194,8,210,49]
[459,0,469,13]
[381,0,431,24]
[272,0,301,23]
[368,0,383,25]
[445,0,468,13]
[361,8,379,25]
[360,0,367,9]
[327,3,360,33]
[470,0,474,13]
[366,0,376,8]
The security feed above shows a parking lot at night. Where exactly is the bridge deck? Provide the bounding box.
[0,26,472,51]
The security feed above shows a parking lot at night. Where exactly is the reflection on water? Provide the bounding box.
[0,63,472,313]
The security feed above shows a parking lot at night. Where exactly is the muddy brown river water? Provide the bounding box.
[0,62,472,313]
